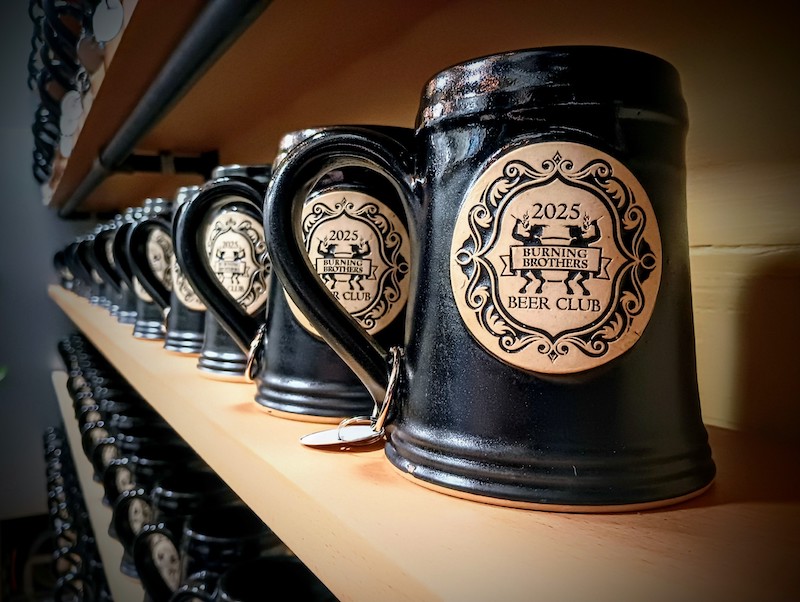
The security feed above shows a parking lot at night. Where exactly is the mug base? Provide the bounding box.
[196,367,247,382]
[254,402,343,425]
[196,352,247,381]
[390,464,714,513]
[164,347,201,357]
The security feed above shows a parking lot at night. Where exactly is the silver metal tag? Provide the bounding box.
[300,347,403,449]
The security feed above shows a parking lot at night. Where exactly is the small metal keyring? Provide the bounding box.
[300,346,405,448]
[335,345,403,442]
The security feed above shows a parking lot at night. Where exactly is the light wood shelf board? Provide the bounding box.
[51,371,146,602]
[687,162,800,248]
[49,285,800,602]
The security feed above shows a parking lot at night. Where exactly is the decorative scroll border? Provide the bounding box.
[303,196,410,332]
[453,150,660,366]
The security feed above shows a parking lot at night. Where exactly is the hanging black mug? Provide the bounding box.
[265,46,716,511]
[175,165,271,381]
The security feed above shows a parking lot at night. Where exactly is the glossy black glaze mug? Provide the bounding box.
[111,441,204,578]
[266,46,716,511]
[175,165,271,381]
[87,215,127,319]
[168,504,286,601]
[105,207,140,324]
[177,128,412,422]
[130,186,207,355]
[132,471,238,602]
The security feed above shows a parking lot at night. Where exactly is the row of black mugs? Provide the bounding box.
[57,333,337,602]
[44,425,112,602]
[55,45,716,512]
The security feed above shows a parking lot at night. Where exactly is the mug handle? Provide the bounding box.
[128,214,173,310]
[133,521,182,602]
[112,221,137,292]
[89,229,122,294]
[265,127,417,404]
[173,177,267,352]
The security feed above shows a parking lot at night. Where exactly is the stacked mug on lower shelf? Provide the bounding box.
[44,425,112,602]
[57,332,337,601]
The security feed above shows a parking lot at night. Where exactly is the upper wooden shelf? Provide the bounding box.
[43,0,800,215]
[44,0,208,213]
[49,285,800,602]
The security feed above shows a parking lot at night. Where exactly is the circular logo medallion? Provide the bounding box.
[170,255,206,311]
[148,228,174,291]
[450,142,662,374]
[289,190,411,336]
[204,203,270,315]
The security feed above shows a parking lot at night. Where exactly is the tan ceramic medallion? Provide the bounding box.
[288,190,411,337]
[450,142,662,374]
[204,202,270,315]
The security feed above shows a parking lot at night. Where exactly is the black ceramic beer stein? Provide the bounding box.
[53,249,74,290]
[174,165,271,381]
[132,471,238,602]
[129,186,207,355]
[104,207,140,324]
[266,46,716,511]
[177,128,412,422]
[168,504,286,601]
[111,441,204,578]
[87,216,124,318]
[125,198,172,340]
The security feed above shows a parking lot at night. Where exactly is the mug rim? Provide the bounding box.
[418,44,686,129]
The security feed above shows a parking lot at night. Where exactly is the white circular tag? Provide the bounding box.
[93,0,124,43]
[300,424,382,448]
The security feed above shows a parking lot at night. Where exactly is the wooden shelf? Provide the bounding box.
[51,371,145,602]
[49,285,800,602]
[44,0,800,214]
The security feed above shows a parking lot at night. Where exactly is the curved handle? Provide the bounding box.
[174,177,268,352]
[133,522,183,602]
[112,222,137,291]
[265,127,417,404]
[128,215,174,310]
[168,571,218,602]
[89,229,122,293]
